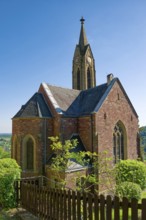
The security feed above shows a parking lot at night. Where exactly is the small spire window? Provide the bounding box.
[77,68,80,90]
[87,67,91,89]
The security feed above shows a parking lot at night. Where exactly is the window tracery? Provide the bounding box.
[113,123,125,163]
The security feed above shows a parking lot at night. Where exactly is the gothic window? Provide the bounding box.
[87,67,91,89]
[117,93,120,100]
[23,136,35,171]
[113,123,125,163]
[26,138,34,170]
[104,113,107,120]
[77,68,80,90]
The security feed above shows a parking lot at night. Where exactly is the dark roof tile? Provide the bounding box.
[46,84,80,113]
[13,93,52,118]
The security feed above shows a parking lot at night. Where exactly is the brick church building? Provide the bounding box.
[12,18,139,181]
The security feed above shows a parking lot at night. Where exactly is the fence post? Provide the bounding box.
[142,199,146,220]
[131,198,138,220]
[122,197,129,220]
[106,195,112,220]
[38,176,44,187]
[100,194,105,220]
[94,193,99,220]
[14,180,19,207]
[114,196,120,220]
[83,192,87,220]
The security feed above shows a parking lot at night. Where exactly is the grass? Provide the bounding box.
[141,190,146,199]
[0,210,19,220]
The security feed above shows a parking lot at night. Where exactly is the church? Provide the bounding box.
[11,18,139,182]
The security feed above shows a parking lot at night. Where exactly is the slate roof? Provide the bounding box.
[42,83,80,114]
[44,80,109,117]
[13,92,52,118]
[14,77,138,119]
[65,82,108,116]
[44,77,138,118]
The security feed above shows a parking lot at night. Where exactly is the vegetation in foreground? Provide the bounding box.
[139,126,146,160]
[0,158,21,208]
[0,134,11,159]
[49,136,146,201]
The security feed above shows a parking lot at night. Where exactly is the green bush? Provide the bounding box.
[115,181,142,200]
[115,159,146,190]
[0,158,21,208]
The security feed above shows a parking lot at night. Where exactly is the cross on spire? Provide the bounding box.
[80,17,85,25]
[79,17,88,49]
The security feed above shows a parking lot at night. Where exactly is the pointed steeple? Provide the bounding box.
[72,17,96,90]
[79,17,88,51]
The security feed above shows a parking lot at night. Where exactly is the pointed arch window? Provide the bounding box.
[26,138,34,170]
[77,68,80,90]
[23,136,35,171]
[87,67,91,89]
[113,123,125,163]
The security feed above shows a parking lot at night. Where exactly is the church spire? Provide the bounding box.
[72,18,96,90]
[79,17,88,51]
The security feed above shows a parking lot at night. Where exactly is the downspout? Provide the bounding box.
[43,118,47,175]
[91,113,94,154]
[44,118,47,165]
[91,112,99,192]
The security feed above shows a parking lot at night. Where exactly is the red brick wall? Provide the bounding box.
[60,117,78,140]
[65,169,87,189]
[95,81,139,159]
[45,166,87,190]
[12,117,53,176]
[12,80,139,188]
[78,116,92,151]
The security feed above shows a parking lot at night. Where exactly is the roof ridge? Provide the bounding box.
[46,83,80,92]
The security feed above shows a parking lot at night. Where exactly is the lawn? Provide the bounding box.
[141,190,146,199]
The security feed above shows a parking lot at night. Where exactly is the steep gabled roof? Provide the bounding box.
[13,92,52,118]
[15,77,138,120]
[42,77,138,118]
[41,83,80,114]
[41,82,108,116]
[65,83,108,116]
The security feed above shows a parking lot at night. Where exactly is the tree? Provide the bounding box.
[0,158,21,208]
[0,147,10,159]
[139,126,146,160]
[48,136,98,191]
[48,136,114,193]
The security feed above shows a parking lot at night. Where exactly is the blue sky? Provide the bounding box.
[0,0,146,133]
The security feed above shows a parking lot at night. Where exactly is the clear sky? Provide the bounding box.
[0,0,146,133]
